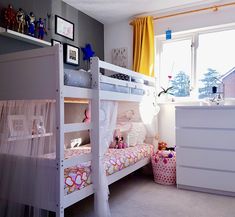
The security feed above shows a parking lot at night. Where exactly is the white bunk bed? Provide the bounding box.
[0,45,157,217]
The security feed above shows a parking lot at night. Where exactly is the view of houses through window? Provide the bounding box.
[157,26,235,99]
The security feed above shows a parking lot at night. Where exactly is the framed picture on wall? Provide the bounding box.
[51,39,61,46]
[8,115,28,137]
[64,43,80,65]
[55,15,74,41]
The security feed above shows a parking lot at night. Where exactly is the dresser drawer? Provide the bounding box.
[177,166,235,192]
[176,108,235,128]
[176,128,235,150]
[177,147,235,171]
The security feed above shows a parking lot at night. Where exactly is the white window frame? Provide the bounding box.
[155,22,235,101]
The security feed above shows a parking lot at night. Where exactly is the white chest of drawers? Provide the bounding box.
[175,105,235,196]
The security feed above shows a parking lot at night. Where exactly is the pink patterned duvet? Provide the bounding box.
[64,144,154,195]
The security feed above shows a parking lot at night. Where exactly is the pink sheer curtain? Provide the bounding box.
[93,101,118,217]
[0,100,56,217]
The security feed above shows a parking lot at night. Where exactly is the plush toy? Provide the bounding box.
[83,108,91,123]
[115,135,127,149]
[110,129,127,149]
[158,141,167,150]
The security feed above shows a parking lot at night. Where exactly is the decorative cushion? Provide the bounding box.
[110,73,144,84]
[116,122,146,147]
[110,73,129,81]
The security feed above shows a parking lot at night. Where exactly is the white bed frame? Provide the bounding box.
[0,45,156,217]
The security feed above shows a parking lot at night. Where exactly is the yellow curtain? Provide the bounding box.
[132,16,155,77]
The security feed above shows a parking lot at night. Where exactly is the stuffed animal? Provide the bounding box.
[115,135,127,149]
[83,108,91,123]
[158,141,167,150]
[110,129,127,149]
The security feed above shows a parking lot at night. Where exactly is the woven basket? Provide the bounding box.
[151,151,176,185]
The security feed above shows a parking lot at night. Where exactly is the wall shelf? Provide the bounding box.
[8,132,53,142]
[0,27,51,47]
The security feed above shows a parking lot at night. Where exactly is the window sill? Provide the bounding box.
[157,98,205,106]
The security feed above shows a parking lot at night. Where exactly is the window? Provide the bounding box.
[197,29,235,98]
[160,38,192,97]
[156,24,235,100]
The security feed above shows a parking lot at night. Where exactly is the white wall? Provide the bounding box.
[104,20,133,69]
[104,5,235,147]
[155,6,235,35]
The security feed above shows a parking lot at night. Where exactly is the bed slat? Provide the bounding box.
[99,60,155,83]
[64,153,92,169]
[64,123,91,133]
[63,86,92,99]
[64,184,94,208]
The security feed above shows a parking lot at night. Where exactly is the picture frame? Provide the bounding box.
[51,39,61,46]
[64,43,80,65]
[55,15,74,41]
[8,115,28,137]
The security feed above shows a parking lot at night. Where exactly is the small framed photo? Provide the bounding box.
[55,15,74,41]
[64,43,80,65]
[8,115,28,137]
[51,39,61,46]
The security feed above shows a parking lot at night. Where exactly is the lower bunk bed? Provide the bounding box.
[62,143,154,195]
[0,143,154,213]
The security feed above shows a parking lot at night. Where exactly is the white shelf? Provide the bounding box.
[0,27,51,47]
[8,132,53,141]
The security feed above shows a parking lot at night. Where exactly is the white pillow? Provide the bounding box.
[116,122,146,147]
[131,122,146,144]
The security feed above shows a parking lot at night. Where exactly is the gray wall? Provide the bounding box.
[51,0,104,69]
[0,0,104,70]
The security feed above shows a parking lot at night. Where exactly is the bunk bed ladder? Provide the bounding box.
[55,45,65,217]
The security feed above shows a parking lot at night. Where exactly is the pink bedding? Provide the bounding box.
[64,144,154,195]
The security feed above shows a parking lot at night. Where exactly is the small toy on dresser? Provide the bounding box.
[110,129,128,149]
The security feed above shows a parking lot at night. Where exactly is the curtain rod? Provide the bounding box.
[154,2,235,20]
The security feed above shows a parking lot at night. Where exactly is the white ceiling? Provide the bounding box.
[63,0,225,24]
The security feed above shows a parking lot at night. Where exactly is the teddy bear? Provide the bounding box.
[158,141,167,150]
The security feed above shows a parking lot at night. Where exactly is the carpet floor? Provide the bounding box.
[65,170,235,217]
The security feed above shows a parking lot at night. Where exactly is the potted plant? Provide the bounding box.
[158,86,174,101]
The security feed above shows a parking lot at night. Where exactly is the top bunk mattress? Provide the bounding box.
[64,69,150,95]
